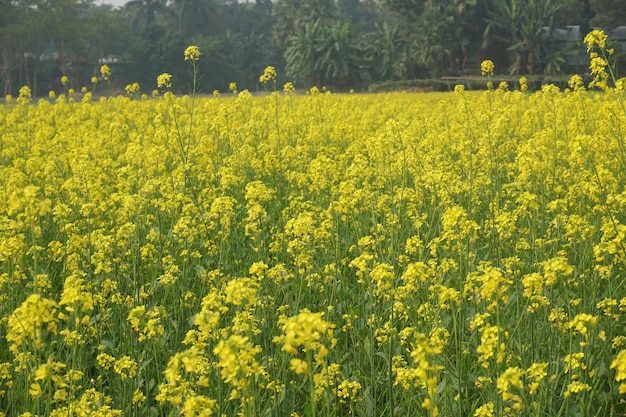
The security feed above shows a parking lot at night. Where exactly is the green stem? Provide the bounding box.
[307,350,317,417]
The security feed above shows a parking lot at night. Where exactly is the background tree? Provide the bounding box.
[285,20,365,88]
[0,0,24,95]
[337,0,381,30]
[126,24,186,91]
[484,0,560,74]
[170,0,221,38]
[11,0,96,95]
[380,0,425,21]
[284,21,327,86]
[380,0,480,78]
[318,21,365,87]
[415,0,479,76]
[589,0,626,30]
[124,0,171,33]
[272,0,337,48]
[1,0,623,96]
[364,21,403,82]
[222,0,281,89]
[554,0,588,27]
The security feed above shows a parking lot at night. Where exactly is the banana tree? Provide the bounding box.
[285,20,364,89]
[364,22,402,82]
[484,0,560,74]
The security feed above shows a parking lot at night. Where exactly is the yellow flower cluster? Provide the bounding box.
[273,309,336,367]
[611,350,626,394]
[283,81,295,95]
[125,82,141,96]
[480,59,495,76]
[0,37,625,415]
[100,64,110,81]
[127,305,167,342]
[17,85,31,104]
[183,45,201,61]
[259,65,277,84]
[584,29,608,52]
[157,72,172,90]
[6,294,58,355]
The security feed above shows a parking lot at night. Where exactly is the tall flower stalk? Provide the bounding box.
[182,45,201,165]
[100,64,111,98]
[260,66,281,167]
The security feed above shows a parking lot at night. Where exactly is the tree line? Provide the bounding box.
[1,0,625,96]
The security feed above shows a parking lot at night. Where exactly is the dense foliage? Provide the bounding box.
[0,0,625,94]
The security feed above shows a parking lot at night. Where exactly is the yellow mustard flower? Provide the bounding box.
[125,82,141,95]
[584,29,608,52]
[611,350,626,394]
[100,64,111,81]
[157,73,172,89]
[519,76,528,92]
[113,356,138,380]
[17,85,32,104]
[283,81,295,95]
[259,65,277,84]
[6,294,58,354]
[184,45,201,61]
[289,358,309,375]
[474,402,495,417]
[481,59,495,76]
[273,308,336,366]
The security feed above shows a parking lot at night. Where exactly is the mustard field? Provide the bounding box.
[1,37,626,417]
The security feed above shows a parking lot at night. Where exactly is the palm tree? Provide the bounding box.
[366,22,401,81]
[285,20,364,88]
[124,0,170,32]
[285,20,323,85]
[272,0,337,48]
[170,0,219,37]
[484,0,560,74]
[380,0,479,77]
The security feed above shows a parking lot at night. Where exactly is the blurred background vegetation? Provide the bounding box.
[0,0,625,95]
